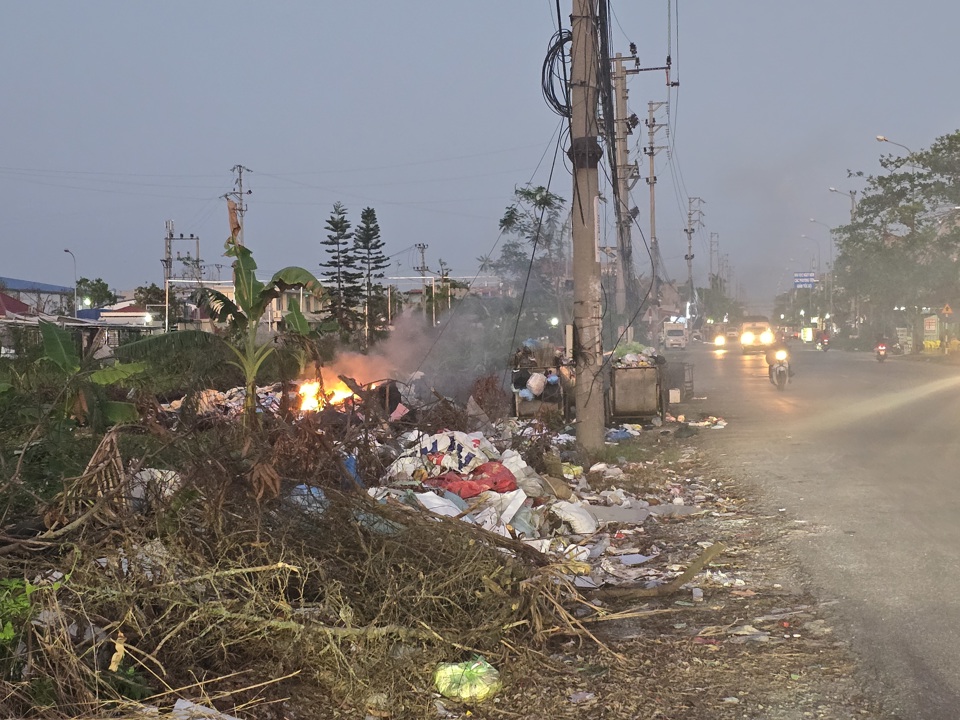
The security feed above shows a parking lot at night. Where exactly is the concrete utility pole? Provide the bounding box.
[709,232,719,282]
[683,197,704,309]
[414,243,429,321]
[569,0,605,452]
[163,221,174,332]
[611,52,641,316]
[224,165,252,246]
[162,221,201,332]
[644,101,667,328]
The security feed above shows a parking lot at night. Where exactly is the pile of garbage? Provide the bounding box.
[1,362,740,719]
[364,418,728,591]
[511,366,564,405]
[160,383,285,418]
[611,345,664,368]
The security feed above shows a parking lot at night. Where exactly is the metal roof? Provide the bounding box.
[0,276,73,293]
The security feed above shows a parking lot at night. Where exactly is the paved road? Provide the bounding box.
[671,341,960,719]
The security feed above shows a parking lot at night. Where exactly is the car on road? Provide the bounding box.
[739,318,775,354]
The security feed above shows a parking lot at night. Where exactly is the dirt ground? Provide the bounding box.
[461,430,903,720]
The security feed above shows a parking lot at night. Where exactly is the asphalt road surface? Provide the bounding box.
[671,340,960,719]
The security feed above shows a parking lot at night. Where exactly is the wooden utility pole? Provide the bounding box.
[569,0,605,452]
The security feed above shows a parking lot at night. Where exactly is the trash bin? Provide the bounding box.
[608,365,663,420]
[512,367,566,419]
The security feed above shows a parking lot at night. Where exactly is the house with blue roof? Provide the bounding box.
[0,276,73,315]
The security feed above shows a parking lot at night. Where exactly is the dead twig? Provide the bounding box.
[153,561,300,588]
[589,542,727,601]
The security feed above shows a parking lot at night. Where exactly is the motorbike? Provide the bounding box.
[769,348,791,391]
[876,342,888,362]
[816,336,830,351]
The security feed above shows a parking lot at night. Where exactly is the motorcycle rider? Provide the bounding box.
[765,338,794,381]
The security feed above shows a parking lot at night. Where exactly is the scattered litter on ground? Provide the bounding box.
[433,656,502,703]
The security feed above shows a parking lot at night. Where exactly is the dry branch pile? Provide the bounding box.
[0,425,590,719]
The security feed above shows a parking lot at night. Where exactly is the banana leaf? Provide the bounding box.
[114,330,224,362]
[39,320,81,374]
[103,401,140,425]
[285,298,312,336]
[90,361,147,386]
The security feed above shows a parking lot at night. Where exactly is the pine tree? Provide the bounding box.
[319,202,363,337]
[354,207,390,343]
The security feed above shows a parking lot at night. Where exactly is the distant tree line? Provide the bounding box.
[832,128,960,343]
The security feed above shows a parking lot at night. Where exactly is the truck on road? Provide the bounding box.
[662,322,689,350]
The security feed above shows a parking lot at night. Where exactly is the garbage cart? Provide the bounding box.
[512,366,567,419]
[607,365,664,421]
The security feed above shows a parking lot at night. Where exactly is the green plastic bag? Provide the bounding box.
[433,656,502,703]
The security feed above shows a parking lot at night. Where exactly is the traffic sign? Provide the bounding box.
[943,304,953,317]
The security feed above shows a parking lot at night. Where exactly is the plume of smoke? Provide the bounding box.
[315,285,566,403]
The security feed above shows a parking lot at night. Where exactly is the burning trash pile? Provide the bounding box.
[0,323,736,718]
[157,366,427,426]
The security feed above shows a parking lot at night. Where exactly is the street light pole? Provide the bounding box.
[799,235,821,277]
[828,187,857,223]
[800,234,823,320]
[808,219,835,272]
[64,248,77,318]
[876,135,918,173]
[876,135,914,156]
[808,219,836,324]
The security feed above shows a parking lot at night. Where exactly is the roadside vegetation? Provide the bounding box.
[0,233,594,719]
[774,128,960,348]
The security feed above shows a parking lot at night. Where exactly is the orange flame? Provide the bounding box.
[298,379,357,412]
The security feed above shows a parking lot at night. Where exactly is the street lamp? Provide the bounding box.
[63,248,77,318]
[828,187,858,223]
[876,135,918,173]
[807,220,835,268]
[876,135,914,155]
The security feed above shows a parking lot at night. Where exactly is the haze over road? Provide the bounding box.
[676,341,960,719]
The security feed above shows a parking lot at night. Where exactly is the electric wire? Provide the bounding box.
[500,128,565,383]
[407,119,566,377]
[542,28,572,118]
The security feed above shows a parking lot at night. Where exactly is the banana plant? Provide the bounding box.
[195,237,322,423]
[37,320,146,428]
